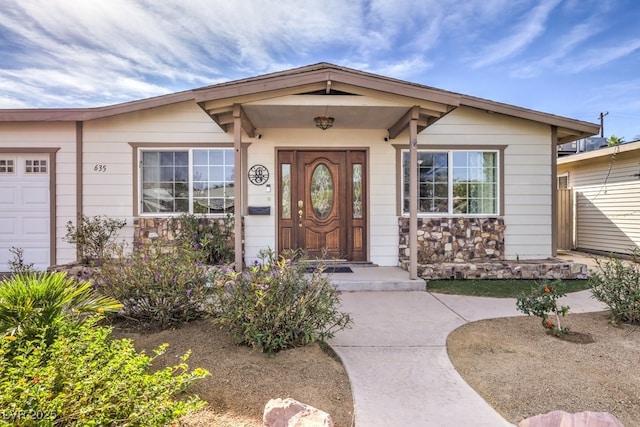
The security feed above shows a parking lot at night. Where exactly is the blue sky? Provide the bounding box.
[1,0,639,140]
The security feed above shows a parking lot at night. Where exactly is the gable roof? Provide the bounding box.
[0,62,599,143]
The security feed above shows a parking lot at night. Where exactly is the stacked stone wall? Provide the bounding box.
[399,217,505,263]
[398,217,587,280]
[133,216,236,249]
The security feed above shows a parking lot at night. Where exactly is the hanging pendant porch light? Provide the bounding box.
[314,115,335,130]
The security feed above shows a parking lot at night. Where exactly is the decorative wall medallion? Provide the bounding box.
[248,164,269,185]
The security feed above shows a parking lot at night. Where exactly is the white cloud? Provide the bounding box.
[562,39,640,73]
[509,21,598,78]
[471,0,561,68]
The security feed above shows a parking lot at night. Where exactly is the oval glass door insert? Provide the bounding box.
[310,164,334,219]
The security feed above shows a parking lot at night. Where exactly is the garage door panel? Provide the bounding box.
[21,216,49,235]
[0,154,50,272]
[22,185,49,205]
[0,218,16,235]
[0,186,17,204]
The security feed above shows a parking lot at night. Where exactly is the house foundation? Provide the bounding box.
[398,217,588,280]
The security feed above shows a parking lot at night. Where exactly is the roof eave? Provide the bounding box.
[461,95,600,143]
[0,91,195,122]
[558,140,640,165]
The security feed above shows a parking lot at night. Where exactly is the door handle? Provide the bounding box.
[298,200,303,227]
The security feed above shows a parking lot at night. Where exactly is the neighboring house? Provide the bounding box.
[0,63,599,277]
[557,139,640,256]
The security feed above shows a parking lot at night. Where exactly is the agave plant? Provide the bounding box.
[0,272,122,344]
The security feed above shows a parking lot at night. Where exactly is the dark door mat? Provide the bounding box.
[306,266,353,274]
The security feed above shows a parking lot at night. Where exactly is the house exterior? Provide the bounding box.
[0,63,599,277]
[557,140,640,256]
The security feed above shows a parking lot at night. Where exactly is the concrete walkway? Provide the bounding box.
[328,288,607,426]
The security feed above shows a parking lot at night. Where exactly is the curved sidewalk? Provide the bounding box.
[328,290,606,426]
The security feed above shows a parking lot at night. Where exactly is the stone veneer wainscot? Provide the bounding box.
[398,217,587,280]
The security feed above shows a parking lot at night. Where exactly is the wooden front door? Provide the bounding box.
[278,150,366,261]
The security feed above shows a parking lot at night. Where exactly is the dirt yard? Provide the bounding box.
[113,319,354,427]
[447,311,639,426]
[112,308,639,426]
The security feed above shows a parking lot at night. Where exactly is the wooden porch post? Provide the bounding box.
[551,126,558,256]
[233,104,244,271]
[409,107,419,280]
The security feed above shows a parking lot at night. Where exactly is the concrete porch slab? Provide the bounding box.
[329,266,426,292]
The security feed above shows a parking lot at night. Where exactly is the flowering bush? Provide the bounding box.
[63,215,126,264]
[169,213,234,265]
[0,316,208,426]
[94,242,214,328]
[210,248,352,354]
[516,280,570,336]
[589,251,640,324]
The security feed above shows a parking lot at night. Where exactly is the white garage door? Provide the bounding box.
[0,154,50,272]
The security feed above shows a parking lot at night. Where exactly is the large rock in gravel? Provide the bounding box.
[519,410,625,427]
[263,398,334,427]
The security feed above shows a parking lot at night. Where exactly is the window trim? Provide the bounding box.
[394,144,506,217]
[557,172,569,189]
[0,157,16,174]
[130,143,246,217]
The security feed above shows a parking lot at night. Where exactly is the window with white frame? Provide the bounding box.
[557,173,569,189]
[140,148,234,214]
[402,150,498,215]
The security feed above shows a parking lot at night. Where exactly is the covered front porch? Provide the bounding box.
[195,63,461,278]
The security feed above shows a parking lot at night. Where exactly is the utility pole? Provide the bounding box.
[599,112,608,137]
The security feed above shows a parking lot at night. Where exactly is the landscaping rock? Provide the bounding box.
[519,410,625,427]
[263,398,334,427]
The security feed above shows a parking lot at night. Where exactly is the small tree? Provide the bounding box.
[516,281,570,336]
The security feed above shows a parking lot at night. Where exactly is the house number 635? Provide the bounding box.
[94,164,107,172]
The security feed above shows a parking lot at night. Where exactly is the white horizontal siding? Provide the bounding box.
[558,150,640,188]
[82,101,230,243]
[73,102,558,265]
[575,182,640,254]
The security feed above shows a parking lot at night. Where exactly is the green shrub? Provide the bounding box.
[516,280,570,336]
[589,252,640,324]
[94,242,214,329]
[0,316,208,426]
[0,272,122,346]
[169,213,234,264]
[210,248,352,354]
[64,215,126,264]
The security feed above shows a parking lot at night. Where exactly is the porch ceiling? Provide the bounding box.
[205,97,446,133]
[202,97,456,139]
